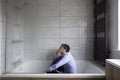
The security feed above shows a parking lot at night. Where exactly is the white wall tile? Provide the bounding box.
[23,38,32,50]
[0,7,2,21]
[71,49,93,60]
[0,0,3,21]
[60,0,93,7]
[81,7,93,17]
[32,39,59,50]
[82,0,93,7]
[24,49,56,61]
[70,50,87,60]
[61,6,82,17]
[60,17,81,27]
[37,0,59,6]
[61,27,80,38]
[81,17,94,27]
[32,27,59,38]
[60,39,81,49]
[0,39,2,57]
[0,21,3,35]
[60,0,84,7]
[37,6,59,17]
[32,17,59,27]
[0,57,1,74]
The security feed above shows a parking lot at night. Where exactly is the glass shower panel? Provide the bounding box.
[5,0,94,73]
[6,0,24,73]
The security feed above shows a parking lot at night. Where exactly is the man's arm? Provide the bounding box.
[47,54,70,72]
[51,55,62,65]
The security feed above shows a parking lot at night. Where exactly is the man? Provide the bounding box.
[46,44,77,73]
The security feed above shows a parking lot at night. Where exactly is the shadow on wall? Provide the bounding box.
[46,49,57,68]
[47,49,57,60]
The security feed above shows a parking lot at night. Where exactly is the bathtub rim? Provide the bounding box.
[1,73,105,78]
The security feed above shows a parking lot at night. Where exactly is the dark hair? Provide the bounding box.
[62,44,70,52]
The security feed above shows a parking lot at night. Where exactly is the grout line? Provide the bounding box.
[59,0,61,46]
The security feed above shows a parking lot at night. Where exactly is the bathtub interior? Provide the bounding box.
[7,61,105,74]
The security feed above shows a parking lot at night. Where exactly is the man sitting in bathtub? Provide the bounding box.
[46,44,77,73]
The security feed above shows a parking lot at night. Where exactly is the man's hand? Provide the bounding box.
[46,66,52,72]
[56,49,61,55]
[56,45,63,55]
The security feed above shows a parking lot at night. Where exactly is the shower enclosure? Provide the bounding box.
[4,0,95,73]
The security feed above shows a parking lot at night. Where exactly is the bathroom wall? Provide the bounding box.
[0,0,5,74]
[6,0,24,73]
[107,0,120,59]
[108,0,118,50]
[6,0,94,73]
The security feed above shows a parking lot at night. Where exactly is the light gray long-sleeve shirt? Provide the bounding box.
[47,52,77,73]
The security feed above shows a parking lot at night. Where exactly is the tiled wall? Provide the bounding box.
[23,0,94,60]
[6,0,94,73]
[6,0,24,73]
[0,0,5,74]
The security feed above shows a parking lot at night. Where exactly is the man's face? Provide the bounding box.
[58,45,65,54]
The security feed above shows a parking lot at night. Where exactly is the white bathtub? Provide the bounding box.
[2,60,105,79]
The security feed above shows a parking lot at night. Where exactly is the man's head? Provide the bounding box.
[58,44,70,54]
